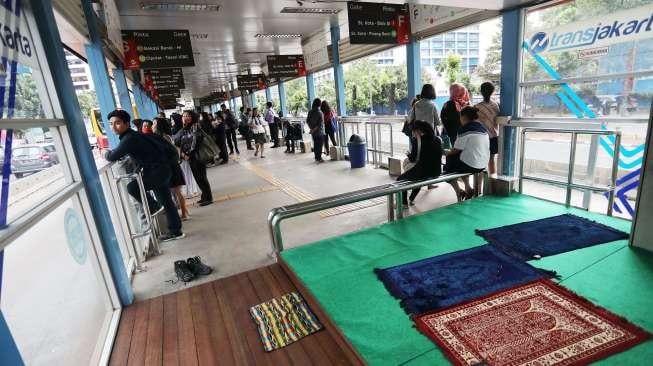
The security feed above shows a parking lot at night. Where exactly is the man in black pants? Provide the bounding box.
[212,112,229,164]
[239,107,254,150]
[104,109,184,242]
[265,101,281,148]
[221,104,240,154]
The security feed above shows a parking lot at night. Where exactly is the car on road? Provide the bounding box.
[11,144,59,178]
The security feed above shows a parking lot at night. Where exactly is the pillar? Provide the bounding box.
[132,86,147,120]
[85,46,118,147]
[33,0,134,305]
[306,73,316,110]
[406,35,421,103]
[499,9,522,176]
[113,67,133,117]
[330,25,347,117]
[265,87,272,103]
[278,80,288,117]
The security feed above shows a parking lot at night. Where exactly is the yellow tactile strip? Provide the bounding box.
[212,185,280,203]
[238,160,385,218]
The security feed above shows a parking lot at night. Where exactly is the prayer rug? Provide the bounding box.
[249,291,323,351]
[415,279,651,366]
[476,213,629,261]
[374,245,553,315]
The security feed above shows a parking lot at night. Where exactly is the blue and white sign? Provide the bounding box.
[0,1,38,70]
[525,4,653,54]
[64,208,88,265]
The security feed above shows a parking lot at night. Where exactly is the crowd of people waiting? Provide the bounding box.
[399,81,500,207]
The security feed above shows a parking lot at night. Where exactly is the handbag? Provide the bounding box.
[197,128,220,164]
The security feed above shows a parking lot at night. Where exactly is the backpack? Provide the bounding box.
[142,133,180,166]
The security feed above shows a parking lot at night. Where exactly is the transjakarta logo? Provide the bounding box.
[529,14,653,54]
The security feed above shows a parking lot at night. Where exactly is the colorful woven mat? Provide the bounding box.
[250,292,323,352]
[416,279,651,365]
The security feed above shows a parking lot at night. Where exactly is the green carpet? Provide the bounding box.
[280,194,652,365]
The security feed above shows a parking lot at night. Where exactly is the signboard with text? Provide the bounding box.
[409,4,481,35]
[267,55,307,78]
[122,30,195,70]
[236,74,267,90]
[347,2,410,44]
[302,33,329,72]
[145,68,185,89]
[0,4,38,70]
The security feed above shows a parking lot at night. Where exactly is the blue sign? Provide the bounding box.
[64,208,88,265]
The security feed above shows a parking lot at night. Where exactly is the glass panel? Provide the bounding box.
[1,127,69,222]
[1,195,113,365]
[284,76,307,117]
[315,69,337,113]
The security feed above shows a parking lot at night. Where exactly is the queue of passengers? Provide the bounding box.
[400,81,500,207]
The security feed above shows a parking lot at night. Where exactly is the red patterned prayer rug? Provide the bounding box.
[415,279,651,365]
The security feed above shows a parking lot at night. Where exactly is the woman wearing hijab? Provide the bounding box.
[440,83,470,146]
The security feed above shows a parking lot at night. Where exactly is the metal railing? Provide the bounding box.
[518,127,621,216]
[268,172,475,254]
[337,116,406,165]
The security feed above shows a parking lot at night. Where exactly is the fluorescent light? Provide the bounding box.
[140,3,220,12]
[254,33,301,39]
[280,7,340,14]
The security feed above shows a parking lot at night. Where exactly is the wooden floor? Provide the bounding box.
[109,263,365,365]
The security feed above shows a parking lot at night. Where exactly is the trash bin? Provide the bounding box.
[347,134,366,168]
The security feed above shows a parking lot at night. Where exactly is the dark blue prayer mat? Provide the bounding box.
[374,245,553,315]
[476,213,629,261]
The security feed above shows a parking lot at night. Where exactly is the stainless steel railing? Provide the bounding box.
[518,127,621,216]
[268,172,475,254]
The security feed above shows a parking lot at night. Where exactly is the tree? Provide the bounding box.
[476,22,502,84]
[285,77,308,115]
[76,90,99,120]
[15,73,43,118]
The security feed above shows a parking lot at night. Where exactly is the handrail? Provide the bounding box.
[268,172,473,254]
[518,127,621,216]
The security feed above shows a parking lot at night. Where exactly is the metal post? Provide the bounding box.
[499,9,522,176]
[607,132,621,216]
[389,123,394,158]
[387,194,395,221]
[135,173,160,255]
[32,0,134,305]
[566,132,578,206]
[518,129,526,193]
[406,36,421,103]
[331,25,347,117]
[583,135,599,209]
[396,191,404,219]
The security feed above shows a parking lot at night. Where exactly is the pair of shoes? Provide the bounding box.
[235,151,240,154]
[254,151,258,156]
[402,204,409,210]
[160,232,186,242]
[316,159,324,163]
[174,256,213,283]
[247,147,255,150]
[198,200,213,207]
[409,200,416,206]
[229,151,234,155]
[261,155,266,158]
[284,149,290,153]
[219,161,228,165]
[181,216,190,221]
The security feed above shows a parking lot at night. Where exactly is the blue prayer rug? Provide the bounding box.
[476,213,629,261]
[374,245,553,315]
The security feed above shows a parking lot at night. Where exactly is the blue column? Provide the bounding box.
[278,80,288,117]
[0,313,22,365]
[80,0,118,148]
[406,36,421,103]
[250,92,256,109]
[499,9,522,176]
[149,97,158,118]
[330,25,346,116]
[265,87,272,103]
[306,73,316,110]
[33,0,134,305]
[113,67,133,116]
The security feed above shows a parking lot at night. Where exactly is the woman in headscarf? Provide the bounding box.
[440,83,470,146]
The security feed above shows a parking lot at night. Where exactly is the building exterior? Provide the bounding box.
[65,49,94,91]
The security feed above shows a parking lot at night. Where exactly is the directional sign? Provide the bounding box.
[267,55,307,78]
[122,30,195,70]
[237,74,267,91]
[347,2,410,44]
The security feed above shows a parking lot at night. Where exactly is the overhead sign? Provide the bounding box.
[347,2,410,44]
[102,0,124,59]
[237,74,267,90]
[199,92,228,106]
[145,68,185,89]
[524,4,653,55]
[0,4,38,70]
[159,95,180,109]
[122,30,195,70]
[409,4,481,35]
[267,55,307,78]
[302,33,329,72]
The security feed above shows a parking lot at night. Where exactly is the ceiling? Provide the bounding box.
[83,0,541,99]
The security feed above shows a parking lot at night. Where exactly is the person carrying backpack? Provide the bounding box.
[104,109,185,242]
[221,104,240,154]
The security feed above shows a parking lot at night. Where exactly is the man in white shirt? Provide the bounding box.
[264,101,281,148]
[445,106,489,200]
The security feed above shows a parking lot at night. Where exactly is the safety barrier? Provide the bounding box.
[267,172,476,254]
[518,127,621,216]
[337,116,407,166]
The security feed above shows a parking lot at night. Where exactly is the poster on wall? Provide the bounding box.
[122,30,195,70]
[236,74,267,90]
[523,4,653,56]
[302,33,329,71]
[0,4,38,70]
[267,55,307,78]
[347,2,410,44]
[409,4,482,35]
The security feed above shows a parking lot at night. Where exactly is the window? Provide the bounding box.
[519,0,653,218]
[457,41,467,49]
[445,33,455,41]
[469,49,479,56]
[445,41,455,49]
[456,33,468,41]
[431,41,443,49]
[469,41,479,49]
[469,33,479,41]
